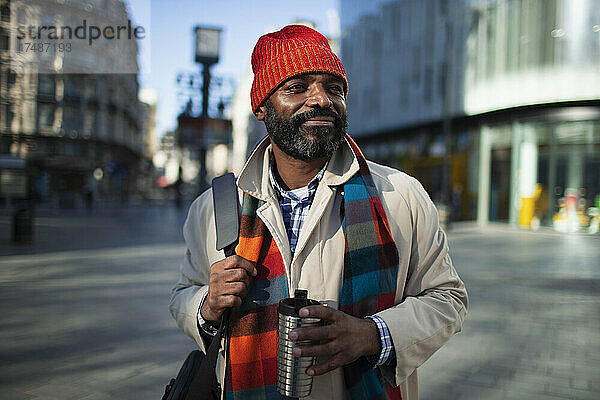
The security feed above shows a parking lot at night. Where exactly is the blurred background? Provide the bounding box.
[0,1,599,399]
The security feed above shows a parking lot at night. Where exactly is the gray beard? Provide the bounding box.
[264,101,347,160]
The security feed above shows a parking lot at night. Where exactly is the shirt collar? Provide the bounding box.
[269,155,327,202]
[236,136,360,200]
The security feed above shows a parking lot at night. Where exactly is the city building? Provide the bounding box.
[139,88,158,161]
[153,130,178,184]
[340,0,600,231]
[137,88,159,199]
[0,0,146,207]
[230,65,267,175]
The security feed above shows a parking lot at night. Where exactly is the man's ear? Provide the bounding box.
[254,105,266,121]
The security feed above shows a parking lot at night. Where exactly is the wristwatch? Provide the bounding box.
[197,291,218,336]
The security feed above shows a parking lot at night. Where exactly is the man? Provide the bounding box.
[170,25,467,400]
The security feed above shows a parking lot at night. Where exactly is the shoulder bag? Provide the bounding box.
[162,173,239,400]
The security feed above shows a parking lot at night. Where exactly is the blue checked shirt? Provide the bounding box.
[269,158,396,367]
[268,159,325,256]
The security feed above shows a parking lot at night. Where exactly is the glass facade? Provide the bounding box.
[479,118,600,232]
[341,0,471,136]
[465,0,600,114]
[340,0,600,231]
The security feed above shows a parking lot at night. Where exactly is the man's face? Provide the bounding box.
[256,73,347,160]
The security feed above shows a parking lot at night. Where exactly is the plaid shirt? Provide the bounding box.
[268,159,325,256]
[269,158,396,367]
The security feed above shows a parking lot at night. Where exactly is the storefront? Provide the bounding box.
[477,107,600,233]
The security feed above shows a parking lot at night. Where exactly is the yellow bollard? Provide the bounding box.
[519,197,535,228]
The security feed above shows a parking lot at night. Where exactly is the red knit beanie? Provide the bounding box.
[250,24,348,112]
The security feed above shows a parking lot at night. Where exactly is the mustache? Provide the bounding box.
[291,108,344,128]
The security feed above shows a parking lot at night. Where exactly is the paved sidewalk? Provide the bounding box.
[1,209,599,399]
[419,223,600,400]
[0,201,188,256]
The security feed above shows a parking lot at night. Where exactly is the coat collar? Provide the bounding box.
[237,135,360,200]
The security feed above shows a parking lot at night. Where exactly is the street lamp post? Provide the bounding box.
[195,26,221,119]
[194,26,221,192]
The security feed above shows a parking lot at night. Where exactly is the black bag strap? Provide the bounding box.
[211,172,239,336]
[186,173,240,399]
[185,321,225,400]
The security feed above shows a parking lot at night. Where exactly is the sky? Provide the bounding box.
[124,0,340,138]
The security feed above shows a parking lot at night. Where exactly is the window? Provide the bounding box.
[4,104,14,129]
[424,67,433,103]
[38,104,54,128]
[84,79,97,98]
[540,0,557,66]
[1,5,10,22]
[412,47,421,83]
[64,76,82,98]
[439,62,447,100]
[63,104,81,132]
[486,5,497,78]
[35,141,46,154]
[17,7,27,24]
[506,0,520,71]
[83,109,95,137]
[38,75,55,95]
[400,77,409,106]
[7,69,16,87]
[0,29,8,50]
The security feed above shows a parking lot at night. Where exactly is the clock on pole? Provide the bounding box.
[194,26,222,65]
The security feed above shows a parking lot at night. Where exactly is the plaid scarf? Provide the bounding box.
[225,135,401,400]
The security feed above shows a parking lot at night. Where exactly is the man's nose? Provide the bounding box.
[306,84,332,108]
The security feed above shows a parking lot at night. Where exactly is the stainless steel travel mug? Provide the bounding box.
[277,289,321,398]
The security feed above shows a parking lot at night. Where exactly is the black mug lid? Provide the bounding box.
[278,289,320,316]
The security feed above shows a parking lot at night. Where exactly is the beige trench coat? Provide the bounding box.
[170,137,468,400]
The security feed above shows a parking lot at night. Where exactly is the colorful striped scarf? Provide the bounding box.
[225,135,402,400]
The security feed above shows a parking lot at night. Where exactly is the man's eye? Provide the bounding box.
[288,84,306,91]
[329,86,344,94]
